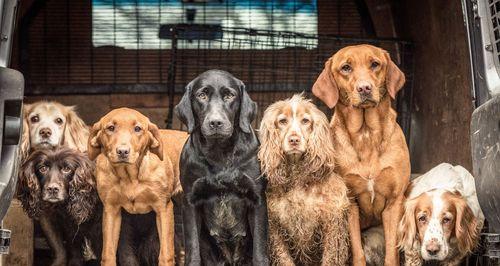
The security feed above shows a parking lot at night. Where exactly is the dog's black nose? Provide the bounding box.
[46,185,59,195]
[209,120,224,129]
[288,135,300,146]
[116,147,130,157]
[356,84,372,95]
[39,128,52,138]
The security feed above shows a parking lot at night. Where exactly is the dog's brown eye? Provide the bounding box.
[278,118,288,125]
[198,92,208,101]
[107,125,115,132]
[61,166,72,174]
[38,165,48,173]
[442,217,451,224]
[370,61,380,70]
[418,216,427,223]
[302,118,310,125]
[134,126,142,132]
[30,115,39,123]
[341,64,352,73]
[55,118,63,125]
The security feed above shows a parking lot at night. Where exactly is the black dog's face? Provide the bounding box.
[34,152,80,203]
[175,70,257,139]
[191,73,241,139]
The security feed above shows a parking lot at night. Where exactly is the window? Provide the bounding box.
[92,0,318,49]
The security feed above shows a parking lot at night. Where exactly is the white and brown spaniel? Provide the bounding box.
[398,163,484,266]
[21,101,89,162]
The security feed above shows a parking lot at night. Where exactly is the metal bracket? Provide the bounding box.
[481,233,500,259]
[0,229,11,255]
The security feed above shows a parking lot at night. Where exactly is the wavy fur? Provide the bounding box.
[258,94,336,188]
[258,94,350,265]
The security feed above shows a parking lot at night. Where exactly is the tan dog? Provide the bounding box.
[259,95,350,265]
[312,44,411,265]
[88,108,187,266]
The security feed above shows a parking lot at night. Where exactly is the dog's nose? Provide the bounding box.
[356,84,372,95]
[209,119,224,129]
[116,146,130,157]
[39,128,52,138]
[46,185,60,195]
[426,240,441,256]
[288,135,301,146]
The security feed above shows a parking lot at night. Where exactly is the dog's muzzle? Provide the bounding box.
[202,115,233,138]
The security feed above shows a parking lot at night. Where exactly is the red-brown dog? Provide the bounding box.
[313,44,411,265]
[88,108,187,266]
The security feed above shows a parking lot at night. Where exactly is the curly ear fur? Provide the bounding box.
[175,81,196,133]
[20,103,33,163]
[63,106,89,153]
[87,121,102,161]
[303,99,336,175]
[398,197,418,251]
[454,197,480,254]
[67,152,97,225]
[238,81,257,134]
[148,122,164,161]
[17,154,42,219]
[258,103,284,184]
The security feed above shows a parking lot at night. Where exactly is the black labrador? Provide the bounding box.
[175,70,269,266]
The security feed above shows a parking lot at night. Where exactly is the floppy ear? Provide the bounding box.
[305,103,336,174]
[174,82,196,133]
[312,59,339,108]
[20,103,32,163]
[87,121,102,161]
[454,198,480,254]
[398,198,418,251]
[384,51,406,100]
[67,153,97,225]
[148,122,164,161]
[238,81,257,134]
[17,153,42,219]
[257,104,285,186]
[63,106,89,153]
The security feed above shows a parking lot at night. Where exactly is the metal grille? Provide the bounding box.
[17,0,368,94]
[488,0,500,73]
[164,26,414,142]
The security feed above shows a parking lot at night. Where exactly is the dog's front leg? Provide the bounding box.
[249,190,269,265]
[39,216,67,266]
[156,200,175,266]
[268,222,293,265]
[321,211,350,266]
[182,195,202,266]
[382,195,404,266]
[101,205,122,266]
[348,203,366,266]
